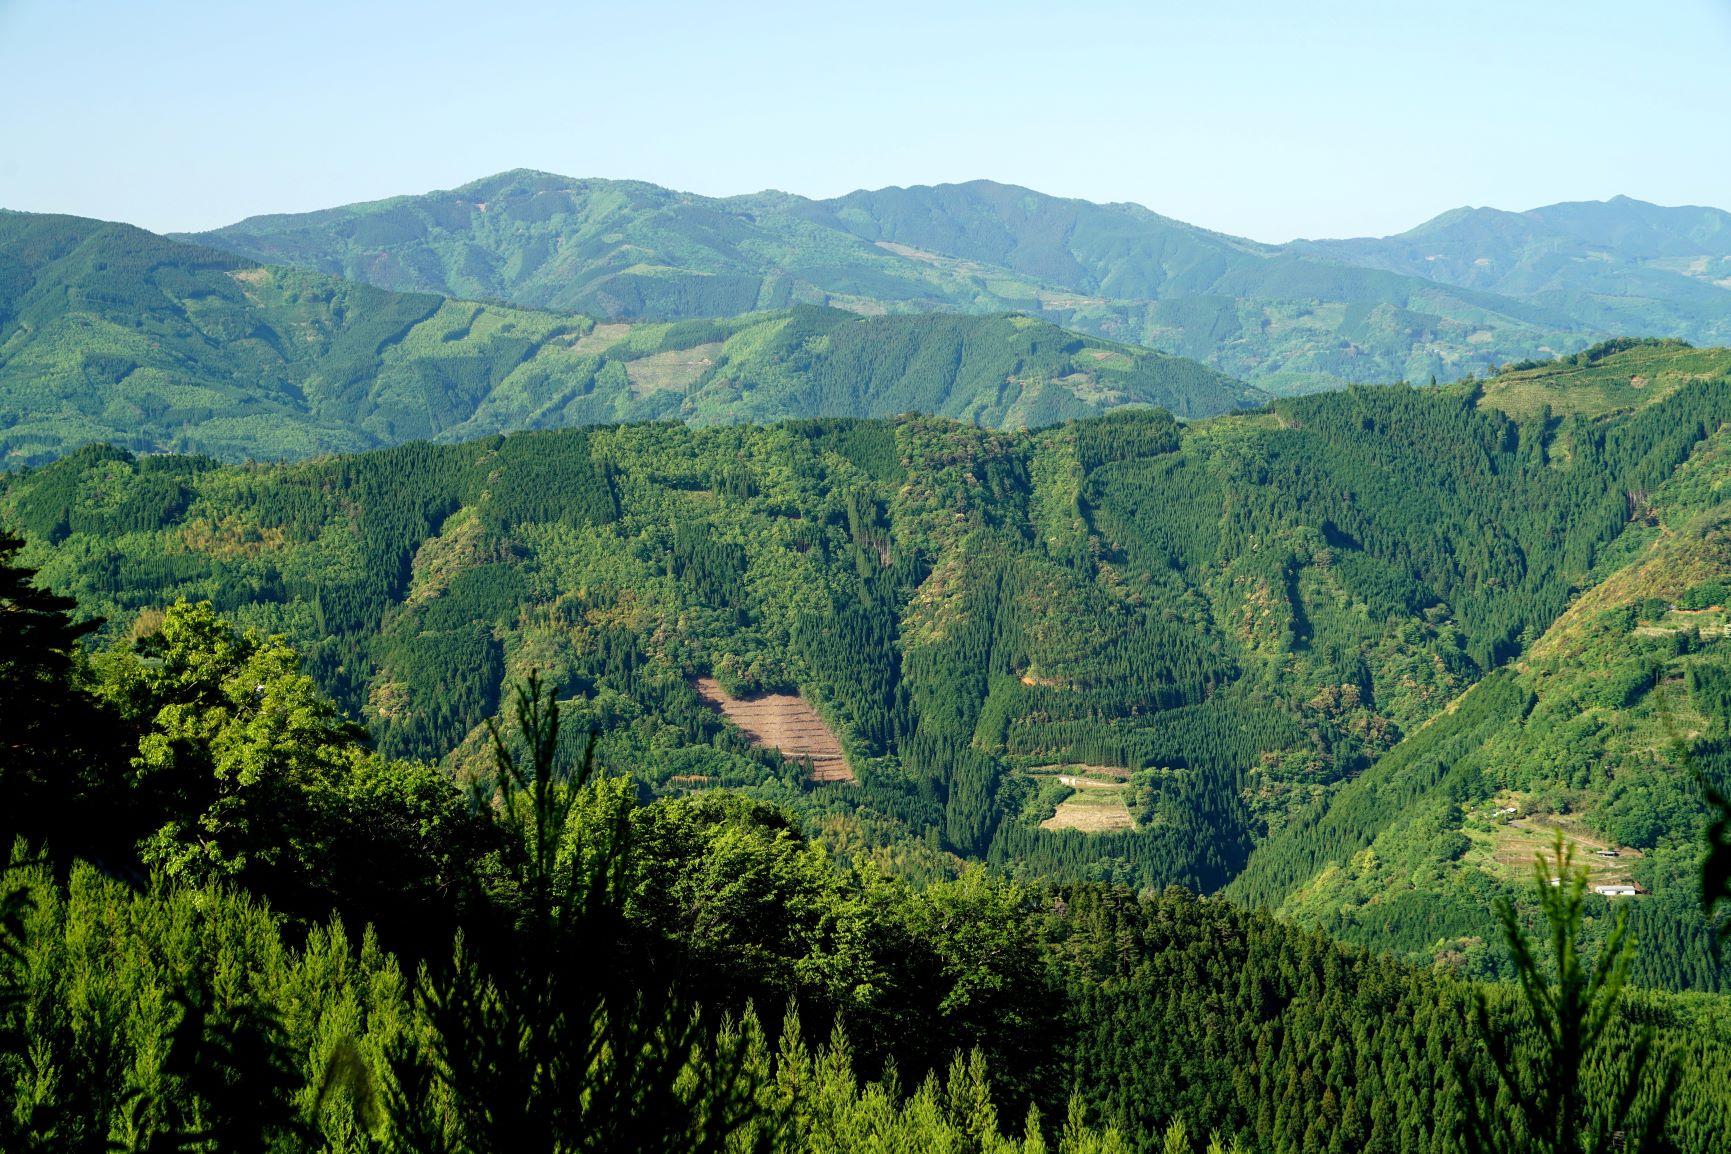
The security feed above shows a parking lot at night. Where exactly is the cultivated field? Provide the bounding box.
[1042,788,1135,832]
[1030,765,1136,832]
[694,677,854,783]
[1465,807,1644,891]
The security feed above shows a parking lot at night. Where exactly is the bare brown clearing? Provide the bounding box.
[694,677,854,783]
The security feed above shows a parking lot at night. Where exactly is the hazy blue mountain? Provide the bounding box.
[1291,196,1731,345]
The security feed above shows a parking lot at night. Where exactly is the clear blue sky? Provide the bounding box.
[2,0,1728,242]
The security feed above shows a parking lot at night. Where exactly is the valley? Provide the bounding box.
[9,3,1731,1148]
[9,338,1729,983]
[12,337,1731,1149]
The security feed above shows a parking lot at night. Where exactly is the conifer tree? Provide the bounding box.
[0,530,118,854]
[386,672,767,1153]
[1467,836,1676,1154]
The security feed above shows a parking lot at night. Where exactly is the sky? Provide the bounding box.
[1,0,1728,243]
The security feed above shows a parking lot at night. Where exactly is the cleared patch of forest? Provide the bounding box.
[694,676,854,783]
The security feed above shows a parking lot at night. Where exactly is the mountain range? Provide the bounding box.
[7,170,1731,1150]
[189,170,1731,391]
[5,171,1731,986]
[0,210,1255,466]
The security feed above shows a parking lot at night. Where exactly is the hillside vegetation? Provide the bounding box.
[192,173,1731,394]
[3,550,1729,1153]
[9,344,1731,987]
[190,170,1602,391]
[1476,337,1731,419]
[1231,352,1731,986]
[0,211,1254,466]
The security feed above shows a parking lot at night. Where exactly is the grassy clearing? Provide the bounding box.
[1041,785,1134,832]
[1479,343,1731,420]
[1463,803,1644,890]
[566,322,631,356]
[625,342,723,396]
[1027,766,1135,832]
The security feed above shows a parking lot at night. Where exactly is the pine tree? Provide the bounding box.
[1466,836,1676,1153]
[0,529,118,853]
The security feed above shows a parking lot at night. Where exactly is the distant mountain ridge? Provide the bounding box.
[188,171,1731,391]
[1291,195,1731,344]
[0,210,1257,466]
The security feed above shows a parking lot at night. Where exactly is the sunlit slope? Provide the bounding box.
[191,170,1604,390]
[0,211,1256,465]
[1232,364,1731,987]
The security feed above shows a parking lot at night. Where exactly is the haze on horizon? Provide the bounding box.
[2,0,1729,243]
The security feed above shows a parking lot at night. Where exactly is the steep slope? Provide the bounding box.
[189,170,1591,391]
[1230,341,1731,988]
[0,211,1255,465]
[9,363,1731,947]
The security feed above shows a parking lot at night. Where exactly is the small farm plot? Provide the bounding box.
[1027,765,1136,832]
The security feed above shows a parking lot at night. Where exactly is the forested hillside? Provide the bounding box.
[3,560,1729,1152]
[14,1,1731,1147]
[0,211,1251,466]
[1291,196,1731,346]
[1231,342,1731,988]
[9,342,1729,974]
[189,170,1596,391]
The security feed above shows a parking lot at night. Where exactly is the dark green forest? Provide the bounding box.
[6,342,1731,983]
[2,555,1729,1151]
[6,338,1731,1149]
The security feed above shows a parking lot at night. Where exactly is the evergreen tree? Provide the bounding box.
[0,530,118,855]
[385,673,767,1152]
[1467,837,1676,1153]
[1703,785,1731,922]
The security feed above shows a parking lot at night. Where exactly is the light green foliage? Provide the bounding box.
[1468,839,1674,1153]
[0,855,406,1152]
[723,1010,1133,1154]
[0,212,1256,465]
[1479,340,1731,421]
[99,602,372,880]
[1232,404,1731,988]
[192,172,1731,391]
